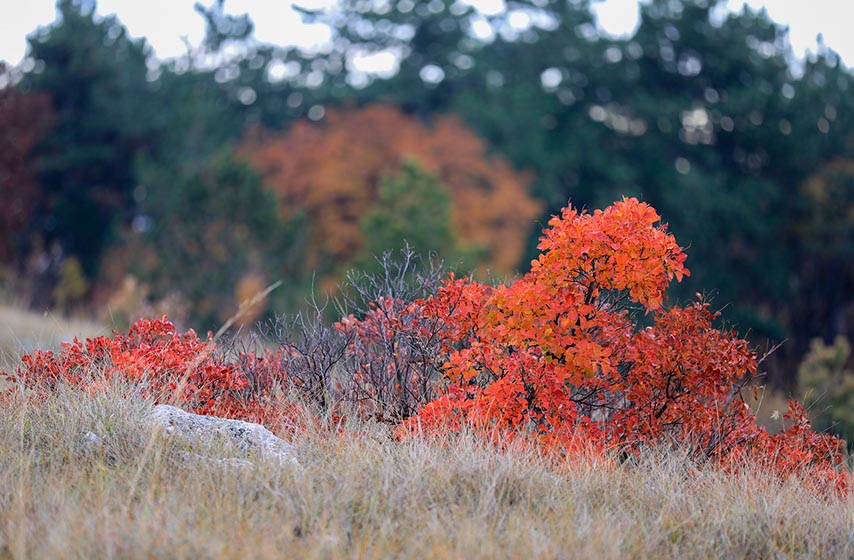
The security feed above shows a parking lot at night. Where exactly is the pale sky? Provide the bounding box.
[0,0,852,68]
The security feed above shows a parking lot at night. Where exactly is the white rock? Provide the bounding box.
[77,430,105,454]
[147,404,299,468]
[175,451,256,471]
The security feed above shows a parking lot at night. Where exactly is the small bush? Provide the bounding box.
[798,336,854,443]
[334,248,454,422]
[399,198,847,493]
[257,248,454,423]
[3,316,300,429]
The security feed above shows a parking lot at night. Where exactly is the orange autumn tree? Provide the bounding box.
[398,198,845,490]
[238,104,541,282]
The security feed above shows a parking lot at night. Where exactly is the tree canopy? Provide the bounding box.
[1,0,851,385]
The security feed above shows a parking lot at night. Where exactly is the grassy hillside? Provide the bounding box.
[0,381,852,559]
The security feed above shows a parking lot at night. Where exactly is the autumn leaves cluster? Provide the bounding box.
[4,198,847,494]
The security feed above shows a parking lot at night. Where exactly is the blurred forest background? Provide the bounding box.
[0,0,852,394]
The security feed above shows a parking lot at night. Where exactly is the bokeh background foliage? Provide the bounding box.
[0,0,851,395]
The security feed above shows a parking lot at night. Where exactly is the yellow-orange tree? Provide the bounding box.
[239,104,541,281]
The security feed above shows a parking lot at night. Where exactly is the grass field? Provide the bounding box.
[1,307,852,559]
[0,378,851,559]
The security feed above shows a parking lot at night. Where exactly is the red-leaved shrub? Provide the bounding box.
[4,316,299,428]
[398,198,847,493]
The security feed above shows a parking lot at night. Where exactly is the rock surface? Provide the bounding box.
[77,430,105,454]
[147,404,299,468]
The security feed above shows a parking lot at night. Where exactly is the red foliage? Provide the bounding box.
[399,198,847,493]
[5,316,300,429]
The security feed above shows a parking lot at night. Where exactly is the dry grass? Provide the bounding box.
[0,380,852,560]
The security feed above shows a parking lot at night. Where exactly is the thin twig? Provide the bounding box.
[213,280,283,341]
